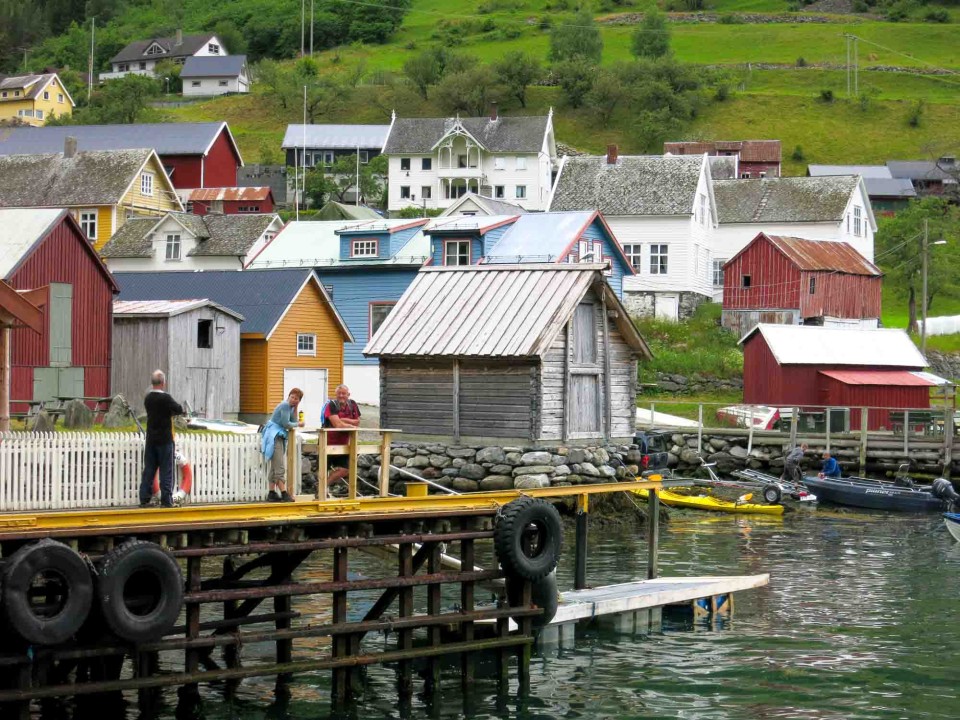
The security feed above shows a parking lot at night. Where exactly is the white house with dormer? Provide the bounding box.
[382,106,557,213]
[100,30,227,81]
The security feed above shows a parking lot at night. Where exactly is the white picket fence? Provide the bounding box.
[0,432,278,512]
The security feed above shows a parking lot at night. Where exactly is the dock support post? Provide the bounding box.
[379,431,392,496]
[177,553,203,715]
[789,406,799,448]
[317,430,328,500]
[397,538,414,699]
[647,489,659,580]
[286,427,298,498]
[747,405,754,454]
[331,535,349,706]
[273,555,293,685]
[460,518,476,690]
[517,579,532,694]
[426,541,442,694]
[859,407,869,476]
[944,396,954,478]
[347,431,358,500]
[575,493,589,590]
[904,410,910,457]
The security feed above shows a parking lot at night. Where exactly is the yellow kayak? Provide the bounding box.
[634,488,785,516]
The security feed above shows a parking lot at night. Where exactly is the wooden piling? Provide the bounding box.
[647,489,660,580]
[460,518,476,690]
[859,407,869,475]
[397,540,414,698]
[575,493,589,590]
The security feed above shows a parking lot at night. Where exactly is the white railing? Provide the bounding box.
[0,432,273,512]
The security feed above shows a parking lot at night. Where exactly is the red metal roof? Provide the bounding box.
[183,186,272,202]
[764,235,881,276]
[818,370,935,386]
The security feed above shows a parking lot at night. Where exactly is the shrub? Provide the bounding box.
[796,56,807,67]
[907,99,925,127]
[791,144,805,162]
[631,10,671,59]
[852,0,869,11]
[718,13,744,24]
[885,0,915,22]
[924,8,949,22]
[714,83,730,101]
[819,88,834,103]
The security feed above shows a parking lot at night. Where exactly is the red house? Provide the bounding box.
[178,186,275,216]
[0,122,243,189]
[740,324,937,431]
[721,233,882,336]
[664,140,781,179]
[1,209,119,409]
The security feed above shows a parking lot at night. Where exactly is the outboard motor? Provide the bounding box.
[931,478,960,507]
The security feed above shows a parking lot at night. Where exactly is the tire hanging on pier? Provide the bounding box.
[97,540,183,642]
[2,539,94,645]
[494,496,563,581]
[507,570,559,628]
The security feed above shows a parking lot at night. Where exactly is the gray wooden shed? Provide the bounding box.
[364,264,652,443]
[112,299,244,419]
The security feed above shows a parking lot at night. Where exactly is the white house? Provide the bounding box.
[180,55,249,96]
[712,175,877,299]
[100,30,227,81]
[439,192,529,217]
[382,106,557,213]
[100,212,283,271]
[549,149,717,320]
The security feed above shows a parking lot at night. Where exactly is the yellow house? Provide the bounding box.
[0,73,75,126]
[112,268,353,424]
[0,144,181,251]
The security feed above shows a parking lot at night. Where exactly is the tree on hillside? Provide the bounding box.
[631,10,670,59]
[553,59,594,109]
[403,50,443,100]
[53,73,160,124]
[494,51,542,108]
[876,197,960,333]
[549,9,603,65]
[258,58,355,122]
[585,69,623,126]
[211,20,248,55]
[433,64,500,116]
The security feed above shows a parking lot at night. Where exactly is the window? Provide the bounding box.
[139,62,147,70]
[712,259,725,287]
[623,244,642,272]
[238,205,260,213]
[165,234,181,260]
[846,213,850,233]
[650,244,668,274]
[145,43,165,56]
[141,172,154,196]
[421,157,431,170]
[208,43,221,54]
[218,80,228,87]
[853,206,862,237]
[58,93,64,103]
[351,239,378,257]
[400,186,411,200]
[79,210,97,240]
[515,156,526,171]
[322,151,334,168]
[457,154,468,169]
[494,186,505,199]
[494,156,505,170]
[185,201,194,212]
[699,193,708,226]
[742,275,752,288]
[759,171,767,179]
[35,110,43,119]
[400,158,411,171]
[0,92,6,98]
[297,333,316,356]
[369,303,396,337]
[14,90,20,97]
[359,150,369,164]
[740,172,750,179]
[445,240,471,266]
[189,80,200,87]
[118,64,129,71]
[809,277,817,295]
[43,91,49,100]
[592,241,603,265]
[197,320,213,349]
[515,185,526,199]
[421,185,432,199]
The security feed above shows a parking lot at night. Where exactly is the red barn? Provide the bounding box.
[722,233,882,336]
[739,324,938,431]
[664,140,781,179]
[178,186,275,216]
[1,209,119,410]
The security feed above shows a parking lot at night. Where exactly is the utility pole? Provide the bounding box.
[310,0,314,57]
[356,144,360,207]
[300,0,305,57]
[88,17,95,102]
[921,218,928,355]
[845,34,850,98]
[853,34,859,97]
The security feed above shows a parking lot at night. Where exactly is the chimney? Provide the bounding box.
[63,136,77,159]
[606,144,618,165]
[175,28,183,46]
[489,101,498,122]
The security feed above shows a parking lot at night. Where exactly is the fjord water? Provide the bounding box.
[126,510,960,719]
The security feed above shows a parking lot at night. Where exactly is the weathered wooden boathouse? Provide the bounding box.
[364,264,651,442]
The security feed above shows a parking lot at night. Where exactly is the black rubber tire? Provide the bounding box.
[507,570,559,629]
[97,540,183,642]
[2,539,94,645]
[762,484,783,504]
[494,497,563,581]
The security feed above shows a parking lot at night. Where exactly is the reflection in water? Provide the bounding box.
[36,510,960,719]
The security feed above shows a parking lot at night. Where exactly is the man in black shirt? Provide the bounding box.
[140,370,184,508]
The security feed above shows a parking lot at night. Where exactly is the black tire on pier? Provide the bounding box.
[97,540,183,642]
[494,497,563,581]
[2,538,94,645]
[507,570,559,628]
[762,484,783,504]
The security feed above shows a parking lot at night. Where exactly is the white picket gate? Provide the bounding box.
[0,432,277,512]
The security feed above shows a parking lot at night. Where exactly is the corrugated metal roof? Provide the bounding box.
[113,299,245,321]
[281,124,391,150]
[740,324,927,368]
[180,55,247,78]
[819,370,936,387]
[425,214,519,235]
[482,212,592,262]
[0,208,64,278]
[179,187,271,202]
[808,164,893,179]
[764,235,881,275]
[364,264,651,359]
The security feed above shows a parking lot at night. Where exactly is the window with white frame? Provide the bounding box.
[400,186,411,199]
[57,93,64,103]
[238,205,260,213]
[208,43,221,54]
[592,241,603,265]
[36,110,43,119]
[712,259,725,287]
[623,244,642,271]
[445,240,471,266]
[79,210,97,240]
[494,186,505,199]
[515,156,526,171]
[494,156,505,170]
[369,303,396,337]
[351,239,378,257]
[140,62,147,70]
[421,186,432,199]
[145,44,165,56]
[165,234,181,260]
[515,185,526,199]
[297,333,316,356]
[322,151,334,168]
[43,91,49,100]
[699,193,708,226]
[740,172,750,179]
[191,81,201,87]
[359,150,369,164]
[141,172,154,196]
[218,80,228,87]
[853,206,862,237]
[400,158,411,171]
[421,157,431,170]
[650,244,668,274]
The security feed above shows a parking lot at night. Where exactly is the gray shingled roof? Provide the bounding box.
[110,34,219,63]
[549,155,703,216]
[0,149,152,207]
[713,176,860,224]
[887,160,957,182]
[0,122,237,159]
[383,116,549,154]
[101,212,276,258]
[180,55,247,78]
[99,217,159,257]
[0,73,56,100]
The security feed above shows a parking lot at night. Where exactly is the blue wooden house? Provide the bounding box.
[425,215,520,266]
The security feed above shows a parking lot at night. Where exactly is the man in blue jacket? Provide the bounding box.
[821,451,842,478]
[262,388,304,502]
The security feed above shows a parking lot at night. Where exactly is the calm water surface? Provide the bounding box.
[58,508,960,719]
